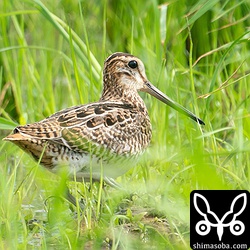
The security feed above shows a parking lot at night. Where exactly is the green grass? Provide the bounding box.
[1,0,250,249]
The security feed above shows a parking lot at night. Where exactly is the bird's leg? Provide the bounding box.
[65,177,124,212]
[66,187,86,211]
[66,188,77,207]
[103,177,123,190]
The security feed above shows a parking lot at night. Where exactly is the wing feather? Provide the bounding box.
[13,101,151,155]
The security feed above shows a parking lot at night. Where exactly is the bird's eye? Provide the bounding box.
[128,60,138,69]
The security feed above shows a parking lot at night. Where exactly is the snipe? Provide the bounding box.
[3,52,204,201]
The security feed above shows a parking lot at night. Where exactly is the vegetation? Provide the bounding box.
[0,0,250,249]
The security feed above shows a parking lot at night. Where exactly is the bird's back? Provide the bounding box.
[4,101,152,179]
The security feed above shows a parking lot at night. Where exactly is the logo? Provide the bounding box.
[190,190,250,250]
[194,192,246,240]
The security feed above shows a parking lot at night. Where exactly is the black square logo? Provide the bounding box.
[190,190,250,250]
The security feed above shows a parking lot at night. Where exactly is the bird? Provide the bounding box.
[3,52,204,205]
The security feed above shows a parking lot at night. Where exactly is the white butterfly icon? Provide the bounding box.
[193,193,247,241]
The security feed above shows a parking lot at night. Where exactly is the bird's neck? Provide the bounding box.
[100,85,147,111]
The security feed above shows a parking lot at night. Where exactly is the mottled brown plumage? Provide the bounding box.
[3,52,204,186]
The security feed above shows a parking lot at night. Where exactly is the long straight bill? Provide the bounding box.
[144,82,205,125]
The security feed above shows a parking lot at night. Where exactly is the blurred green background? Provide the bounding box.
[0,0,250,249]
